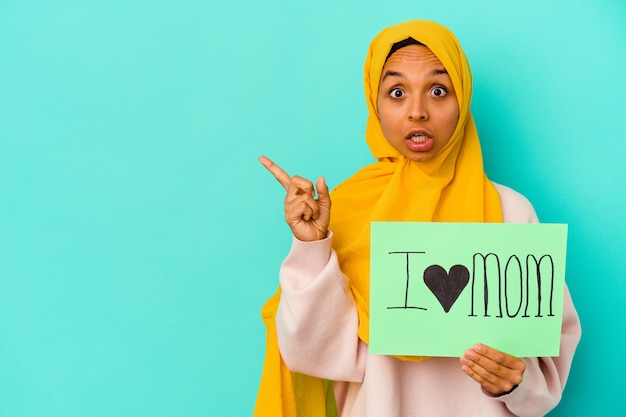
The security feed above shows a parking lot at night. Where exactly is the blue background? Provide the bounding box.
[1,0,624,415]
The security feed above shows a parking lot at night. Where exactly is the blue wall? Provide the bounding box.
[1,0,624,415]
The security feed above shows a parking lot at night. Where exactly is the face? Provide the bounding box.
[377,45,459,162]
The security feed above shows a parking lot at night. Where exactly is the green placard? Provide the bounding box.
[370,222,567,357]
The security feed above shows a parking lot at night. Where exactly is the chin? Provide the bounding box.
[405,153,434,163]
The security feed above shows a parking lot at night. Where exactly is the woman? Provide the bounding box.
[255,20,581,417]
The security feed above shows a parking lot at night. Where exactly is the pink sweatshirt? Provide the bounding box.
[276,183,581,417]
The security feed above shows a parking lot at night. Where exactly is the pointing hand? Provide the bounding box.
[259,156,331,242]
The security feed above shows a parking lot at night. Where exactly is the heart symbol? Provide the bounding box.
[423,264,470,313]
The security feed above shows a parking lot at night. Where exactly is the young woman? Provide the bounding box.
[255,20,581,417]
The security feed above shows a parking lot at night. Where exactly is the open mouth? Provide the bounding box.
[405,130,434,152]
[409,133,430,143]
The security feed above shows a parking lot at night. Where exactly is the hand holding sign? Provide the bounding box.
[460,343,525,396]
[369,223,568,395]
[259,156,331,242]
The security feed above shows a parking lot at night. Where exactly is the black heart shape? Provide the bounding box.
[423,264,470,313]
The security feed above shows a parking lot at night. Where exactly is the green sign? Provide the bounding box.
[369,222,567,357]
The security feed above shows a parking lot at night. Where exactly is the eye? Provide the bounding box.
[431,86,447,97]
[389,88,404,98]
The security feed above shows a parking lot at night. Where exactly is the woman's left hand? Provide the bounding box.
[460,343,525,396]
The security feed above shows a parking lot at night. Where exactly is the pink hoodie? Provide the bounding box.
[276,183,581,417]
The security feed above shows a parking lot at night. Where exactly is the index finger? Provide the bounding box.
[259,156,291,190]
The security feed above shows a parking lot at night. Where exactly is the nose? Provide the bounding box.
[408,96,428,121]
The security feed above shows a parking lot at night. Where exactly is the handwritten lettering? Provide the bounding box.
[387,251,556,318]
[386,252,427,311]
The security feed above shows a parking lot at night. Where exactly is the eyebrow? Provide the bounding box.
[380,68,449,82]
[430,68,449,76]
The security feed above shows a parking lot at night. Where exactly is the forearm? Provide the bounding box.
[276,232,366,382]
[494,286,581,416]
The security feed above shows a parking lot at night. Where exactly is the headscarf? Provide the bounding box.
[254,19,503,417]
[331,19,503,352]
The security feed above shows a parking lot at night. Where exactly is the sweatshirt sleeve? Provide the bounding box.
[492,286,581,417]
[490,182,582,416]
[275,233,367,382]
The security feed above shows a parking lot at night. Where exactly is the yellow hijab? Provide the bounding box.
[254,19,503,417]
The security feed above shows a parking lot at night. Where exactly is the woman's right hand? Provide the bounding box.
[259,156,331,242]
